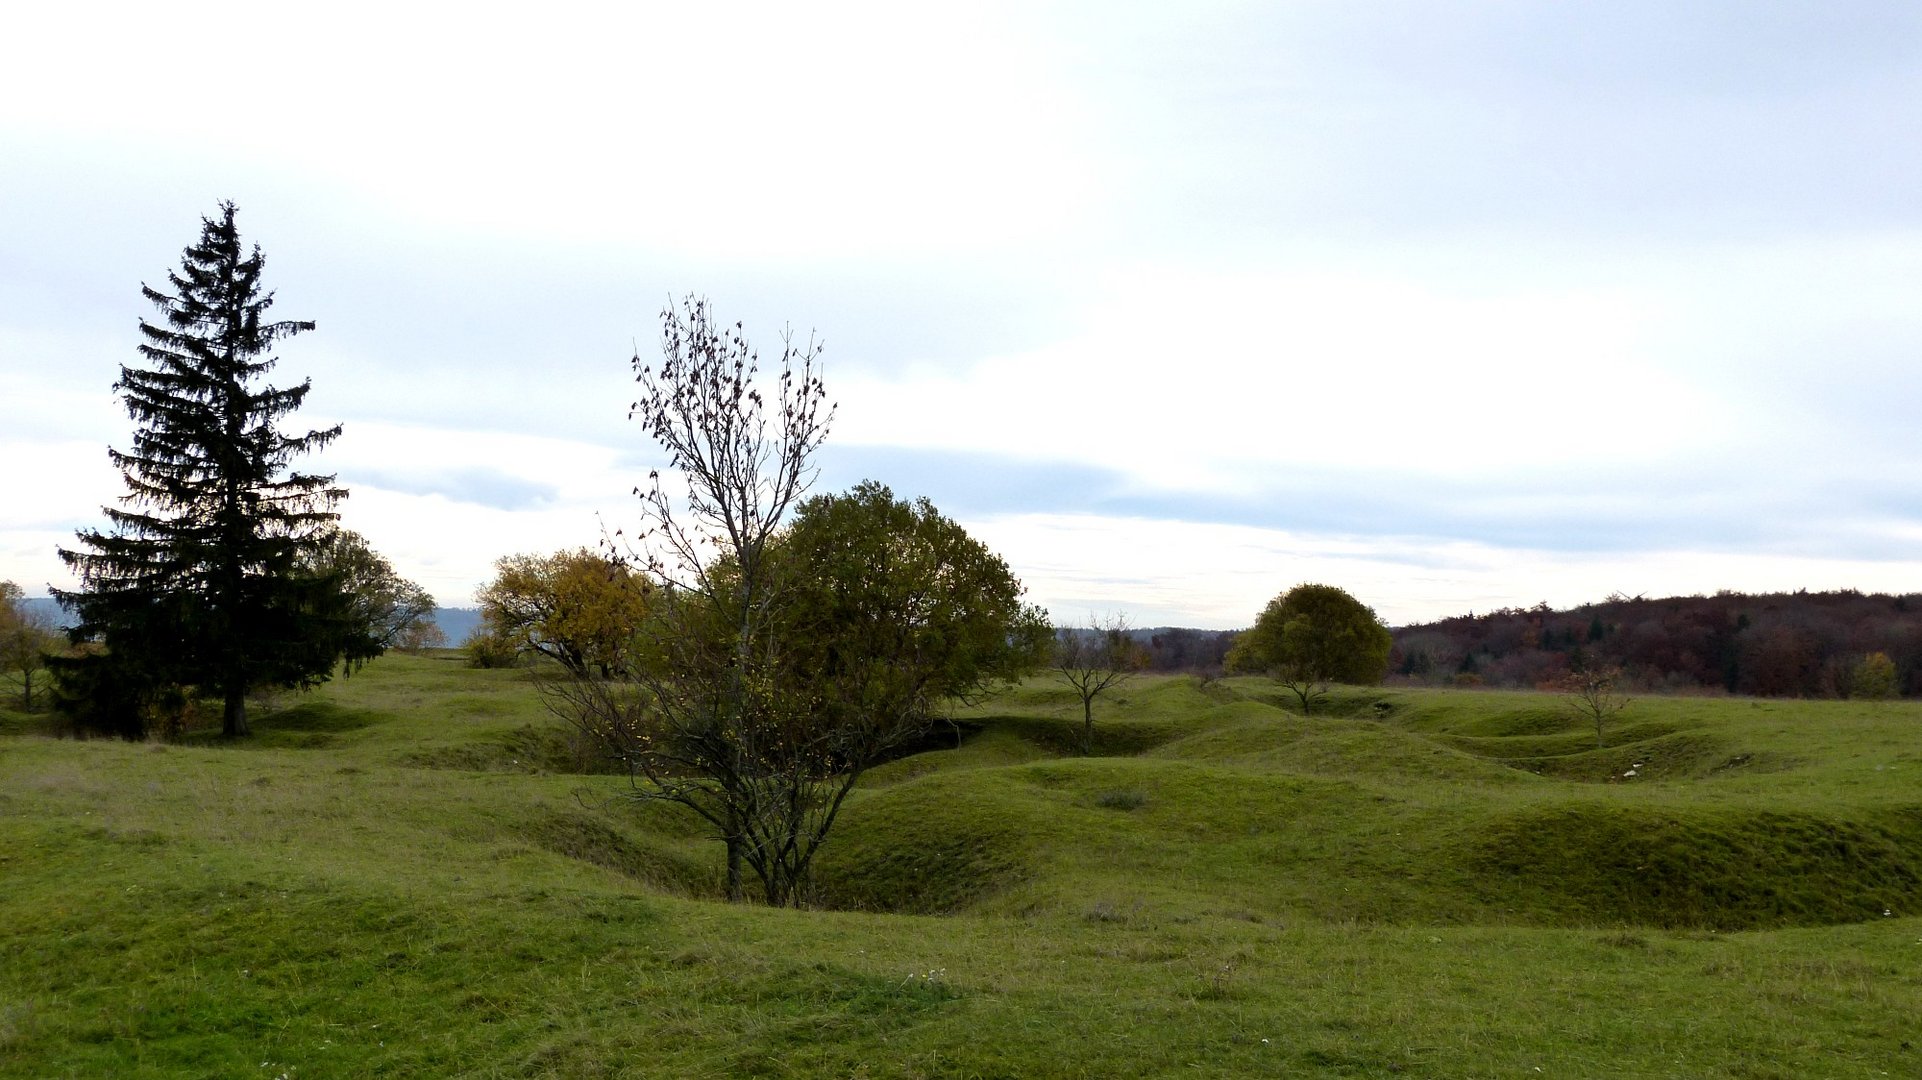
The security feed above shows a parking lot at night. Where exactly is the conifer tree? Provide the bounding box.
[53,202,370,738]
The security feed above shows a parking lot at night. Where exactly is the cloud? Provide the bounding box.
[817,446,1124,518]
[7,2,1922,625]
[970,511,1922,630]
[347,468,560,513]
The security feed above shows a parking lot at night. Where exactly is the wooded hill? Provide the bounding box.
[1390,589,1922,697]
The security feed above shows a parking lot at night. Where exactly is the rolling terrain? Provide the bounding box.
[2,657,1919,1078]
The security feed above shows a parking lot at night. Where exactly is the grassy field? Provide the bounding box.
[2,657,1920,1078]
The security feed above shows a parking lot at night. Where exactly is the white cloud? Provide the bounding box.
[325,420,643,605]
[7,2,1922,626]
[974,512,1922,629]
[835,263,1718,494]
[1,2,1095,262]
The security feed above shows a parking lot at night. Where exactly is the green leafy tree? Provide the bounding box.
[781,481,1052,740]
[476,548,650,677]
[1054,613,1149,755]
[1,582,59,710]
[461,626,522,669]
[307,530,440,655]
[1226,583,1392,714]
[51,202,363,738]
[767,481,1049,901]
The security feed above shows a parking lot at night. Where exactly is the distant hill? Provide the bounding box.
[19,597,70,629]
[1390,589,1922,698]
[16,598,484,648]
[432,607,482,645]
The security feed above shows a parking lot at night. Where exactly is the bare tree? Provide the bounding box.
[1561,664,1630,750]
[1054,613,1147,755]
[545,295,832,905]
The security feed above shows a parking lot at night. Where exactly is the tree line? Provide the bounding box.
[1391,590,1922,698]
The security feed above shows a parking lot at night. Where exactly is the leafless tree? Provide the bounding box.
[1561,663,1630,750]
[544,295,832,905]
[1054,613,1148,755]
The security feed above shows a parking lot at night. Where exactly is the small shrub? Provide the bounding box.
[463,629,521,669]
[1094,789,1147,811]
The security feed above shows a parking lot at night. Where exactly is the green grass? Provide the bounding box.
[3,658,1921,1077]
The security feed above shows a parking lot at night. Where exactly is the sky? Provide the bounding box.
[4,1,1922,630]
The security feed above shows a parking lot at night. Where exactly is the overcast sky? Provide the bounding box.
[5,1,1921,629]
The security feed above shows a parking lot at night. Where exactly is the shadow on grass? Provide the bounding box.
[171,700,384,749]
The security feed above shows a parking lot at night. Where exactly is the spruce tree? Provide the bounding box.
[53,202,369,738]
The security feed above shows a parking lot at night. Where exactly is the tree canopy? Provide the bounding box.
[779,481,1053,740]
[52,202,362,737]
[1226,583,1392,714]
[1,583,58,711]
[306,531,441,657]
[475,548,649,677]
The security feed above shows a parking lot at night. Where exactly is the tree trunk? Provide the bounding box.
[1082,696,1095,755]
[223,688,249,737]
[724,809,744,903]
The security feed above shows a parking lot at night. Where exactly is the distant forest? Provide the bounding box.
[381,598,1922,697]
[1131,627,1242,673]
[1389,590,1922,698]
[35,590,1922,697]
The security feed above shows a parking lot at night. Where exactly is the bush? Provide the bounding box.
[1850,652,1898,700]
[1094,789,1149,811]
[463,629,521,669]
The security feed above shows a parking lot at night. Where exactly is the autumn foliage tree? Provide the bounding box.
[475,549,649,677]
[1850,652,1898,701]
[1388,591,1922,698]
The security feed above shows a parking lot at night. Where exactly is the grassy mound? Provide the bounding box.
[8,659,1922,1077]
[1149,712,1528,785]
[859,728,1052,788]
[402,722,622,775]
[1503,730,1782,783]
[523,810,719,897]
[1468,803,1922,929]
[811,773,1038,914]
